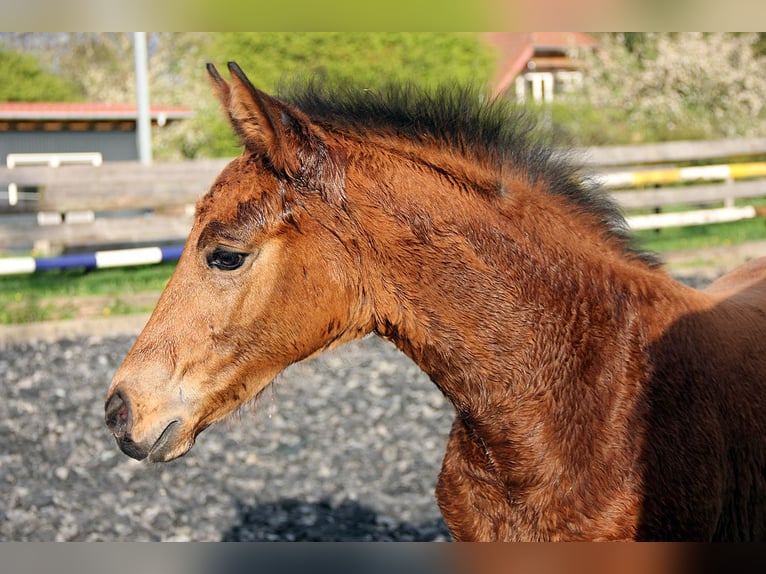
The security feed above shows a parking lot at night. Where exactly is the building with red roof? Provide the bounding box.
[0,102,192,164]
[484,32,598,103]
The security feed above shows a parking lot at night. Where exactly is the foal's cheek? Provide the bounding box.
[208,243,284,326]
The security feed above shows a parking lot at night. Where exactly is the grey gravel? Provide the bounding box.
[0,272,714,541]
[1,333,454,541]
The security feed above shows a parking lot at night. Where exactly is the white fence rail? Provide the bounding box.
[1,152,104,207]
[6,152,103,168]
[583,137,766,231]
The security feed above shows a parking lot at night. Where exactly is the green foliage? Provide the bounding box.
[755,33,766,57]
[0,262,176,324]
[0,45,82,101]
[556,33,766,145]
[546,99,713,147]
[4,32,766,152]
[213,32,493,92]
[0,292,76,324]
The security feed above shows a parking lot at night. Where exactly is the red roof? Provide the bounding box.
[0,102,193,121]
[484,32,598,97]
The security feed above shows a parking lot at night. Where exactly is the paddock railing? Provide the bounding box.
[581,137,766,231]
[0,158,229,255]
[1,137,765,257]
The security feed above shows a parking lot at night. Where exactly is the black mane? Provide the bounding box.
[279,81,659,266]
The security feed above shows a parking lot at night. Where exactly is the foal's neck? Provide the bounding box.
[364,182,683,460]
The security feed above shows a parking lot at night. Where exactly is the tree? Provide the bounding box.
[0,45,82,101]
[568,33,766,143]
[212,32,494,92]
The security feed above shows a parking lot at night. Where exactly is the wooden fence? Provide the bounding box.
[0,159,228,254]
[1,137,766,255]
[582,137,766,231]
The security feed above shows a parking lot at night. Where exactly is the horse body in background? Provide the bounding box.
[105,63,766,541]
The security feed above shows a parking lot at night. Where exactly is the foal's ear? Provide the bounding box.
[207,62,340,192]
[206,62,231,110]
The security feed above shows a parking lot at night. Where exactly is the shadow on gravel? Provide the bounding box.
[222,498,452,541]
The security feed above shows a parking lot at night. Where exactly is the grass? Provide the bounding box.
[0,261,176,324]
[1,293,78,324]
[635,217,766,253]
[2,216,766,325]
[0,260,176,298]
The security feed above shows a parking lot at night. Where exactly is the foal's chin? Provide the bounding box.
[113,419,196,463]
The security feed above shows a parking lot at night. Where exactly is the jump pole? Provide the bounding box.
[0,245,184,276]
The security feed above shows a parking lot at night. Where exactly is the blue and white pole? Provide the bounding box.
[0,245,184,276]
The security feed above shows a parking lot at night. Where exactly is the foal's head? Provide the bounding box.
[105,62,648,463]
[105,63,369,461]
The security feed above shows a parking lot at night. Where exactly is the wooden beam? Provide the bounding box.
[578,137,766,167]
[0,213,194,250]
[610,180,766,209]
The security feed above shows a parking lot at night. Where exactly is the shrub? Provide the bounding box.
[560,33,766,144]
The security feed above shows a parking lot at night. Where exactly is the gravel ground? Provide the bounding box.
[0,272,716,541]
[1,333,454,541]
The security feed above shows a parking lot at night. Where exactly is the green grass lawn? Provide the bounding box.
[0,260,176,299]
[635,217,766,253]
[0,261,176,324]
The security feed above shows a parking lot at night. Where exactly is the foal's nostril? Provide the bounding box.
[105,391,131,438]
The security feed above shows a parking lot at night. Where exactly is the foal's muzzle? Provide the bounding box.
[104,390,183,462]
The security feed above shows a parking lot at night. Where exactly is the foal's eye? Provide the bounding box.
[208,249,247,271]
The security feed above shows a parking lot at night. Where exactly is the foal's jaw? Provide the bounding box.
[105,360,283,462]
